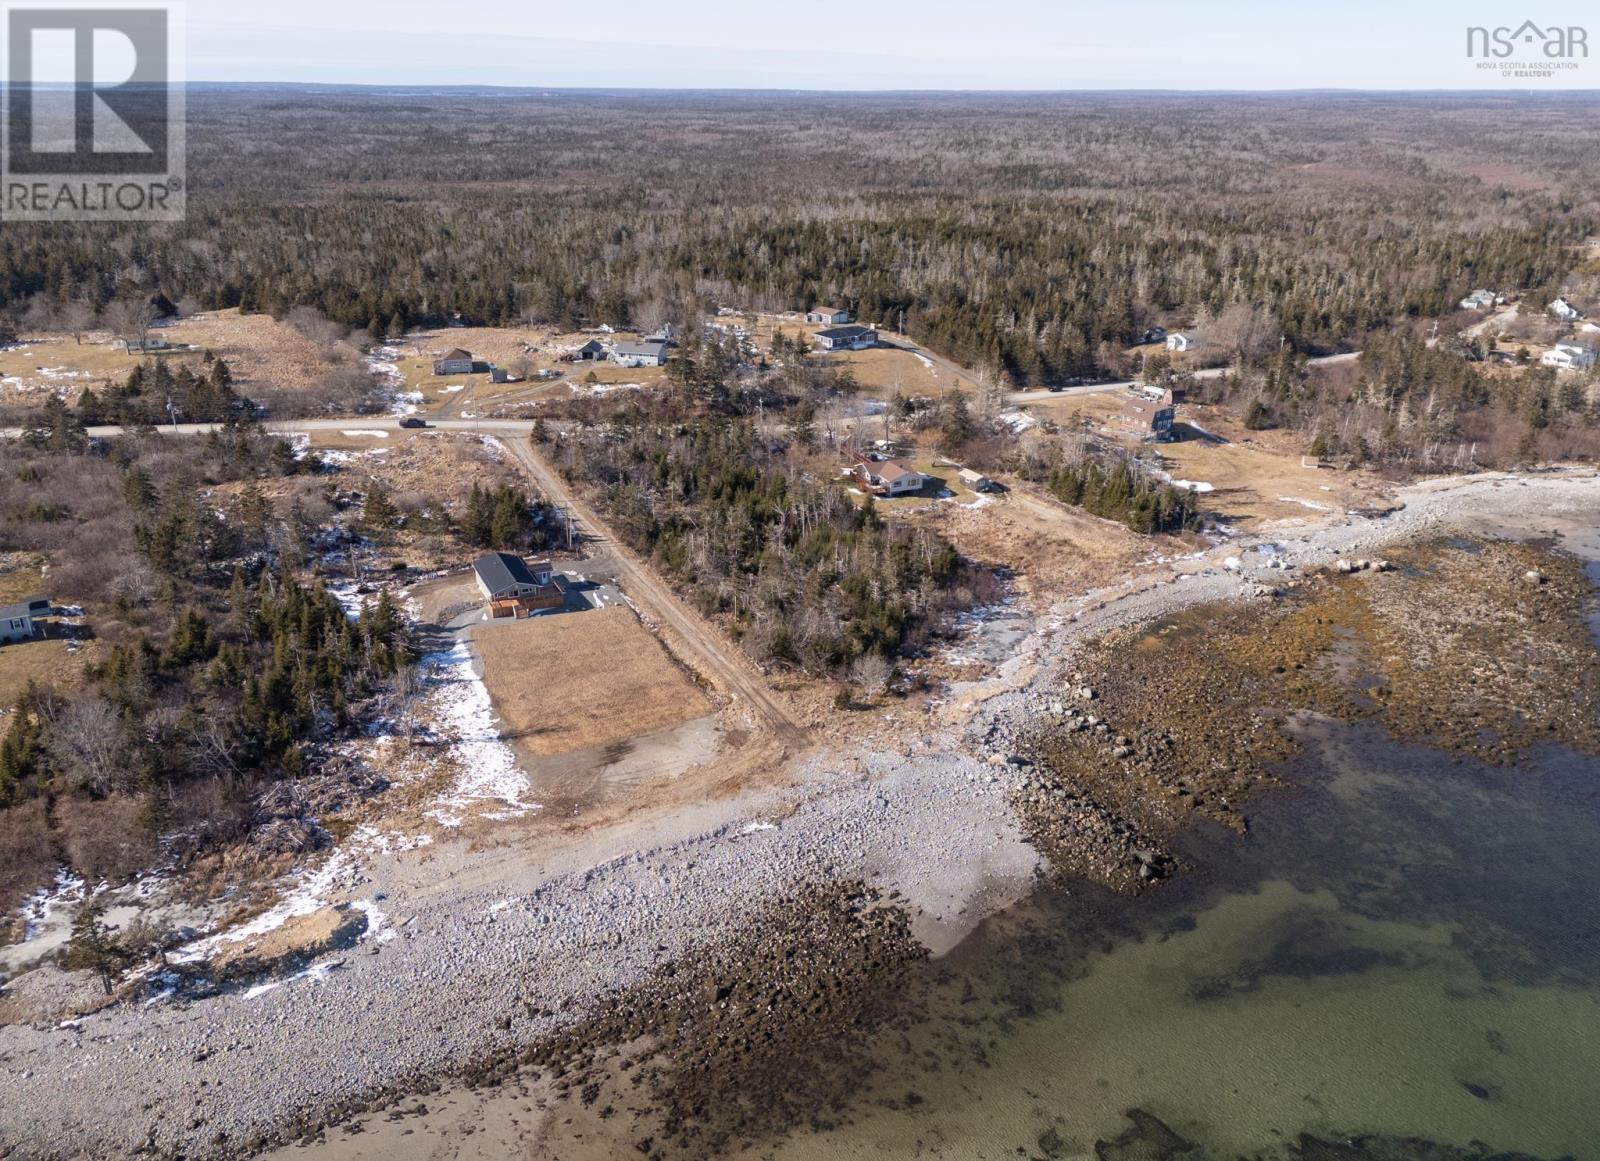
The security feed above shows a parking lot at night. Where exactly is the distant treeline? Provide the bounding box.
[2,91,1595,385]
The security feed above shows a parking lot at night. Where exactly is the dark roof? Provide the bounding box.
[576,339,607,352]
[816,325,873,342]
[0,600,37,621]
[437,348,473,362]
[473,552,537,596]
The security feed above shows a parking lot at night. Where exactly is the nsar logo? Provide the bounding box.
[1467,20,1588,80]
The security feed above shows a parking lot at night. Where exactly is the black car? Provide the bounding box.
[398,417,427,429]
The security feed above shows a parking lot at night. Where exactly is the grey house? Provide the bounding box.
[814,325,876,352]
[473,553,561,617]
[611,340,669,368]
[806,306,851,325]
[432,348,476,376]
[575,339,607,361]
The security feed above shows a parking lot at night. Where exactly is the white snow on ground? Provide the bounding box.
[365,344,404,389]
[477,435,506,460]
[997,410,1038,433]
[912,352,935,370]
[1278,496,1335,511]
[575,381,641,397]
[16,869,86,942]
[416,640,538,827]
[171,849,359,965]
[240,959,341,1002]
[1172,479,1215,493]
[365,344,426,415]
[439,384,465,393]
[339,430,389,439]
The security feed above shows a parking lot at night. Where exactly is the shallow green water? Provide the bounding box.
[768,721,1600,1160]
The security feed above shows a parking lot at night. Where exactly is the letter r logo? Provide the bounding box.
[5,6,170,175]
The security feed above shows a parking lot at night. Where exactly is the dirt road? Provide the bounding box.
[498,435,809,750]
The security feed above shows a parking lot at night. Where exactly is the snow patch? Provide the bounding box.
[417,639,538,827]
[339,429,389,439]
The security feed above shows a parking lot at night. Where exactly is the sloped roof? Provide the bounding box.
[878,461,922,482]
[473,552,537,596]
[816,325,873,342]
[437,348,473,362]
[613,340,668,358]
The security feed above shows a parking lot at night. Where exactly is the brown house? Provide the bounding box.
[1116,394,1176,441]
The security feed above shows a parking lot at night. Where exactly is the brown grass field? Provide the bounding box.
[474,606,711,758]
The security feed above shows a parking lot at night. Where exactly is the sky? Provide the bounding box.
[177,0,1596,90]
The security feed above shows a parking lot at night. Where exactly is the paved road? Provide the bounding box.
[1000,351,1362,406]
[72,415,809,749]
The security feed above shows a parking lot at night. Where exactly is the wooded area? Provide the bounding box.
[3,90,1596,385]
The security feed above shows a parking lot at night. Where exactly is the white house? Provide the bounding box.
[0,599,43,644]
[1459,289,1498,311]
[853,457,927,496]
[1166,332,1199,353]
[814,325,876,352]
[1550,298,1583,323]
[1540,342,1598,372]
[806,306,851,325]
[432,348,475,375]
[115,336,171,353]
[611,340,668,367]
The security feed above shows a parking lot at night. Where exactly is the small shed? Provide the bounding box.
[1165,333,1198,353]
[575,339,607,361]
[958,468,996,493]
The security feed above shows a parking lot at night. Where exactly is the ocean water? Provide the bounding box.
[766,720,1600,1160]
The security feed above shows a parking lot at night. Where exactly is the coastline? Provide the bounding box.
[2,467,1598,1158]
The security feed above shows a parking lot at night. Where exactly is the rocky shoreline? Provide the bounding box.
[1,469,1598,1159]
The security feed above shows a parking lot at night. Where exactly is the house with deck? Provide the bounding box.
[851,456,928,497]
[472,553,563,618]
[1550,298,1583,323]
[806,306,851,325]
[1541,342,1598,372]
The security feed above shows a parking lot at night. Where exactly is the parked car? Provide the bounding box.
[398,417,427,429]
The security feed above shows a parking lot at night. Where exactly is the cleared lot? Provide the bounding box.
[473,606,711,758]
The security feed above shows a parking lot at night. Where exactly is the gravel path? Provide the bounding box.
[1,468,1596,1158]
